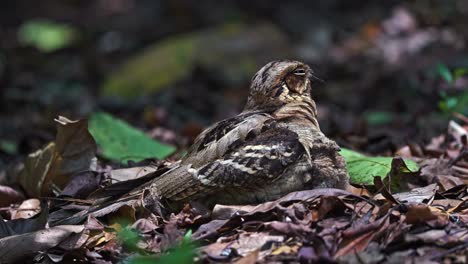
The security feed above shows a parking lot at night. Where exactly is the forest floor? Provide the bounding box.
[0,1,467,263]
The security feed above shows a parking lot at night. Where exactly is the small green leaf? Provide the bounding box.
[183,229,193,243]
[438,91,468,115]
[454,68,468,80]
[17,20,77,52]
[0,140,18,155]
[340,148,418,185]
[364,111,394,125]
[118,227,140,252]
[445,97,458,109]
[437,64,453,84]
[88,112,176,163]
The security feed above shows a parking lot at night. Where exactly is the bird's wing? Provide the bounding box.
[182,111,272,167]
[66,112,273,221]
[193,126,305,188]
[152,125,305,202]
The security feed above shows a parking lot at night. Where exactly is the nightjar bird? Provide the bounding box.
[146,60,349,207]
[55,60,350,225]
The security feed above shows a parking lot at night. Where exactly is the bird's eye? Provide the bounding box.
[293,68,306,76]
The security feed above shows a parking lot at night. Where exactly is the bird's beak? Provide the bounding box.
[309,71,324,83]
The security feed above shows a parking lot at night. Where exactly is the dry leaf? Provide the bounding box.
[0,225,84,263]
[19,117,97,197]
[12,198,41,219]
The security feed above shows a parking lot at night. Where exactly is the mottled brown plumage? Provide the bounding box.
[148,60,349,208]
[62,60,349,223]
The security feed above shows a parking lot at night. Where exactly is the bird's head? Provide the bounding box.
[244,60,320,111]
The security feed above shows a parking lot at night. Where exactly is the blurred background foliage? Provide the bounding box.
[1,0,468,171]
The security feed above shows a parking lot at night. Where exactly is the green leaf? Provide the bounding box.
[444,97,458,110]
[454,68,468,80]
[102,34,198,98]
[17,20,77,52]
[128,235,195,264]
[0,140,18,155]
[438,91,468,115]
[364,111,394,125]
[118,226,140,252]
[437,63,453,84]
[101,22,288,98]
[340,148,418,185]
[88,112,176,163]
[183,229,193,243]
[339,148,365,159]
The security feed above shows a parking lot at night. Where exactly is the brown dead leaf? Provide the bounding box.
[131,218,158,234]
[202,240,236,261]
[435,175,465,191]
[202,232,283,261]
[246,189,352,215]
[377,183,438,204]
[431,199,463,210]
[193,219,229,241]
[84,215,105,231]
[264,221,313,237]
[335,214,390,258]
[212,204,257,220]
[7,201,49,236]
[214,189,354,236]
[404,229,456,245]
[336,231,376,258]
[57,229,90,251]
[0,225,84,263]
[374,176,399,204]
[404,204,445,225]
[346,184,371,197]
[231,232,283,257]
[447,200,467,214]
[336,249,386,264]
[11,198,41,219]
[110,166,158,182]
[419,158,465,191]
[234,250,259,264]
[397,184,438,203]
[61,171,100,199]
[19,117,97,197]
